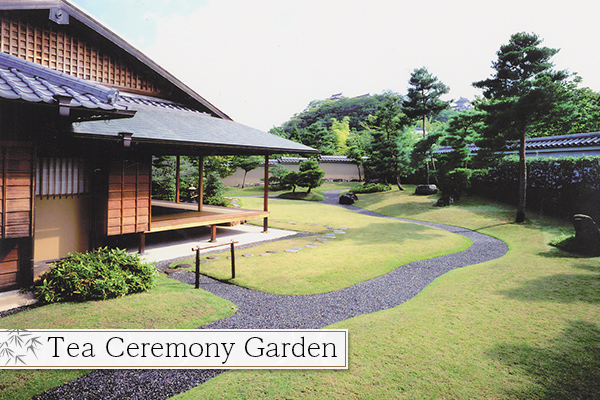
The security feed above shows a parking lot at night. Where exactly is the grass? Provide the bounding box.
[175,185,600,399]
[0,274,235,400]
[173,197,470,295]
[224,181,359,198]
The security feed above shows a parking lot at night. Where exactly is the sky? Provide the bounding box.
[71,0,600,131]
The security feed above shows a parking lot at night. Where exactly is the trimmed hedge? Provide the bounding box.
[351,182,392,193]
[470,156,600,221]
[35,248,157,304]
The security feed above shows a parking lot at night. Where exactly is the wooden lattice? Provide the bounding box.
[0,13,166,96]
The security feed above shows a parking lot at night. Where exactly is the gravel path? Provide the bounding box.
[33,191,508,400]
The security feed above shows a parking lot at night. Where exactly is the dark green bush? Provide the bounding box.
[351,182,392,193]
[470,156,600,221]
[35,248,157,304]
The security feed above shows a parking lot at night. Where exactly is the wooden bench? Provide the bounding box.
[191,240,239,288]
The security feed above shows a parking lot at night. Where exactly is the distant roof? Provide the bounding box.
[435,132,600,156]
[72,97,319,155]
[0,51,133,120]
[0,0,230,120]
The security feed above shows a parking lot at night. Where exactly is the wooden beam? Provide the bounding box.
[175,155,180,203]
[263,154,269,233]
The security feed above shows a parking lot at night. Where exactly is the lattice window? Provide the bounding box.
[35,158,89,198]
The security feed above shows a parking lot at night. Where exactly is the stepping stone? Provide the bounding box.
[164,269,179,275]
[173,263,191,269]
[307,242,321,246]
[334,230,346,234]
[316,239,331,243]
[291,247,303,250]
[226,256,240,260]
[242,254,254,257]
[266,250,279,254]
[284,249,298,253]
[323,234,336,238]
[305,245,318,249]
[206,256,220,260]
[259,253,272,257]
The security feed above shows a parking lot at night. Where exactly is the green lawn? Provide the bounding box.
[224,181,359,198]
[0,275,235,400]
[174,197,470,295]
[175,186,600,399]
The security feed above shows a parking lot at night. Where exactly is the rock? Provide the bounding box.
[339,193,358,205]
[436,196,454,207]
[573,214,600,253]
[415,184,438,195]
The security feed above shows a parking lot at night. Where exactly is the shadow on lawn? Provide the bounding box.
[499,263,600,304]
[490,320,600,399]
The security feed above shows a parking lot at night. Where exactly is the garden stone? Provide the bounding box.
[339,193,358,205]
[284,249,298,253]
[173,263,191,269]
[573,214,600,253]
[415,184,438,195]
[436,196,454,207]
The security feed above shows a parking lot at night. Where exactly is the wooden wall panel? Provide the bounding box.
[0,241,19,291]
[1,143,33,239]
[105,156,151,236]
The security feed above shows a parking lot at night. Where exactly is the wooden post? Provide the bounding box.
[175,155,181,203]
[263,154,269,233]
[230,241,236,279]
[198,155,204,212]
[195,247,200,289]
[139,232,146,254]
[193,240,238,289]
[210,224,217,242]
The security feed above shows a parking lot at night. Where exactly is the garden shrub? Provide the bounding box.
[351,182,392,193]
[470,156,600,221]
[35,248,157,304]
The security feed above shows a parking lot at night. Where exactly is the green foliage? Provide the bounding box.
[364,95,414,186]
[470,156,600,221]
[351,182,392,193]
[433,111,482,199]
[152,156,176,201]
[203,171,227,206]
[276,191,324,201]
[331,116,351,154]
[297,159,325,193]
[280,170,300,193]
[35,248,156,304]
[231,156,262,188]
[403,67,450,134]
[268,164,292,190]
[473,32,570,221]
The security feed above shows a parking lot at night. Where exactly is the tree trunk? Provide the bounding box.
[516,129,527,223]
[356,164,362,181]
[242,170,248,189]
[396,175,404,191]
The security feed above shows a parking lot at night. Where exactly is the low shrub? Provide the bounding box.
[277,192,324,201]
[351,182,392,193]
[35,248,157,304]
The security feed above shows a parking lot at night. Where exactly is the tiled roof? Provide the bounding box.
[435,132,600,155]
[526,132,600,149]
[0,52,130,115]
[72,100,319,155]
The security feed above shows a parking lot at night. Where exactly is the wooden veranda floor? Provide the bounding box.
[150,200,269,233]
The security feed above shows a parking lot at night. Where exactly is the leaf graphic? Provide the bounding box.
[14,354,26,365]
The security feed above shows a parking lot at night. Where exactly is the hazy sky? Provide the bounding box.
[72,0,600,131]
